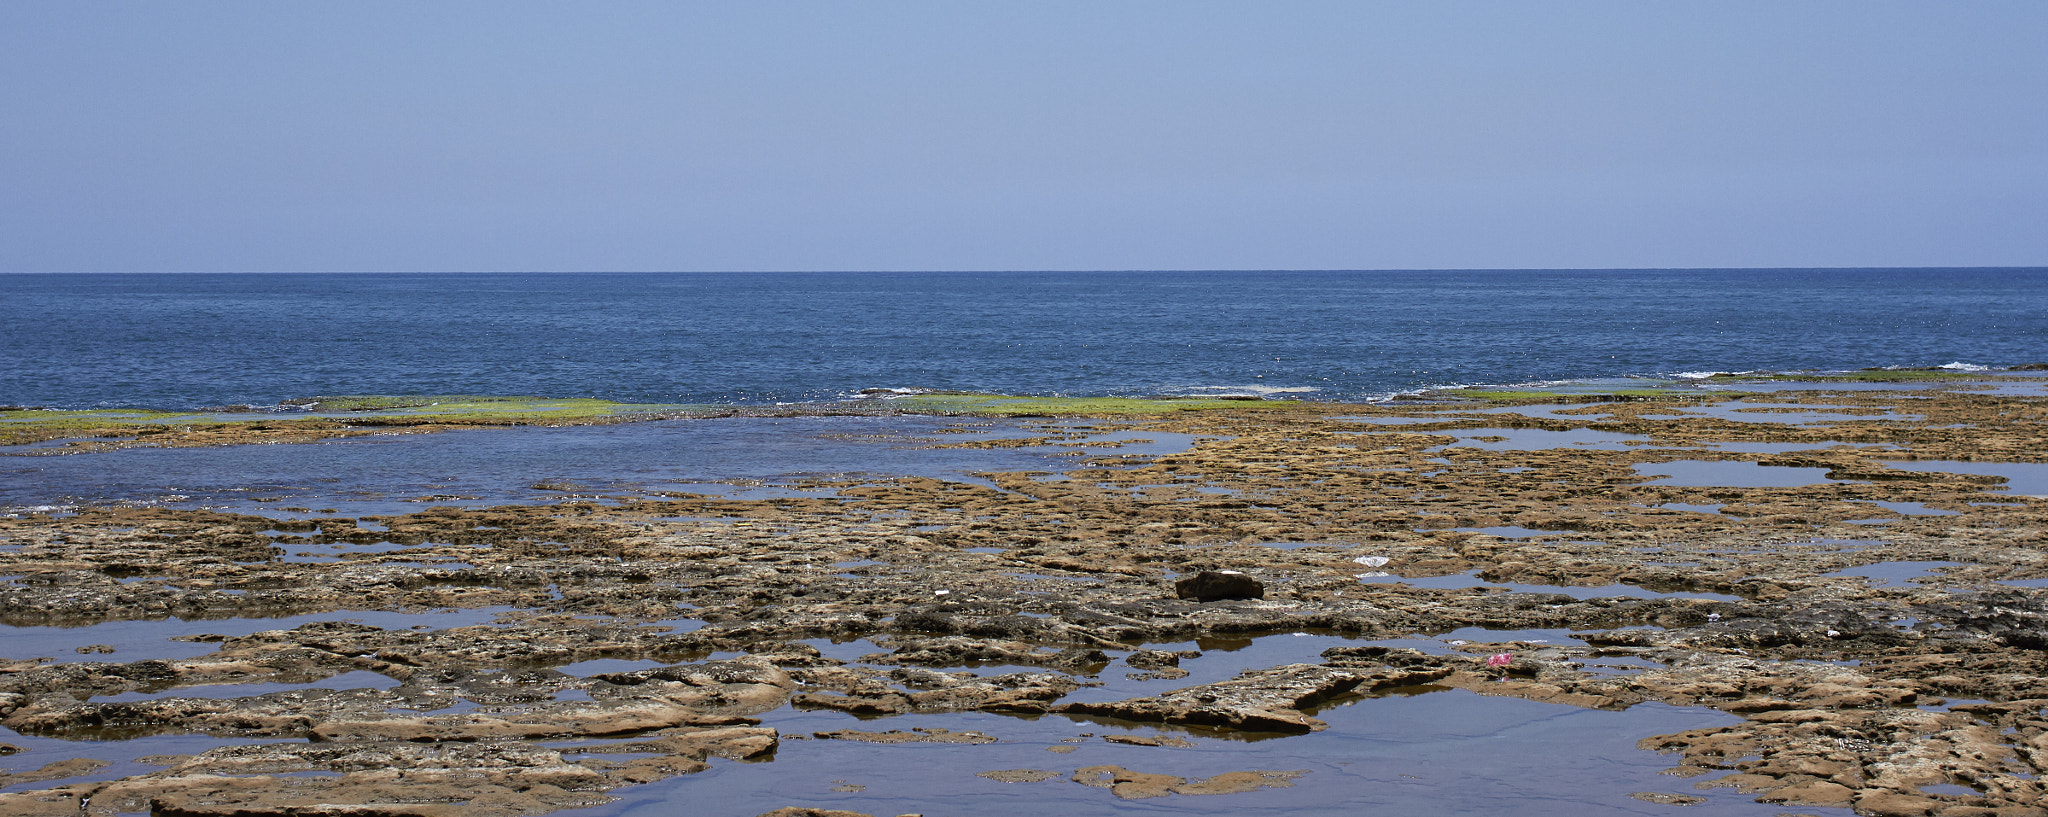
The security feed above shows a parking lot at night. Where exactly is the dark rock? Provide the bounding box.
[1174,571,1263,602]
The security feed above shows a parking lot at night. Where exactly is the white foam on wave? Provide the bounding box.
[848,388,933,399]
[1180,385,1321,396]
[2,504,77,518]
[1939,362,1990,372]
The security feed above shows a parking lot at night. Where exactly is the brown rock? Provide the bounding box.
[0,790,87,817]
[149,794,464,816]
[1857,791,1945,817]
[1761,779,1856,807]
[1694,772,1777,793]
[0,757,109,789]
[1170,770,1304,795]
[1174,571,1263,601]
[1056,664,1368,733]
[1072,765,1185,799]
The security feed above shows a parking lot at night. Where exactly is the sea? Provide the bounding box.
[6,267,2047,516]
[5,268,2046,411]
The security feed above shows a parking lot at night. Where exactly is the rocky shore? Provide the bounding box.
[3,385,2046,816]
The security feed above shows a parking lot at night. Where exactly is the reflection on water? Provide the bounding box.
[1823,561,1966,589]
[1656,502,1727,515]
[1454,525,1578,538]
[0,619,1828,816]
[0,606,515,662]
[1631,460,1849,488]
[0,730,306,795]
[587,697,1807,817]
[1874,460,2048,497]
[1648,402,1919,424]
[1701,440,1898,454]
[1430,428,1654,452]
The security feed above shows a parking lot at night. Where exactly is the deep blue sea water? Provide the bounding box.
[4,269,2046,410]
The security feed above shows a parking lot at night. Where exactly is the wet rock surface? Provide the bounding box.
[3,387,2048,814]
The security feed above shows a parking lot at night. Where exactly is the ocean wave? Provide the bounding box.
[1179,385,1322,396]
[2,504,75,517]
[1939,362,1991,372]
[848,388,934,399]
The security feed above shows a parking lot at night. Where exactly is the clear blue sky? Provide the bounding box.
[5,1,2045,272]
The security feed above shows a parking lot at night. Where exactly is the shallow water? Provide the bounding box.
[0,616,1797,814]
[1717,374,2048,396]
[1823,561,1967,589]
[1650,402,1919,424]
[1868,501,1959,516]
[1466,405,1622,420]
[1454,525,1580,538]
[586,696,1814,817]
[1247,541,1343,551]
[0,731,307,795]
[0,416,1195,516]
[1656,502,1727,515]
[1874,460,2048,497]
[1430,428,1654,452]
[0,606,515,663]
[1700,440,1899,454]
[1631,460,1850,488]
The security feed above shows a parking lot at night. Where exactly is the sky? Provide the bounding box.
[4,1,2046,273]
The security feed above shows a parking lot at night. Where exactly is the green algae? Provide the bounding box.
[1,409,188,445]
[1,410,209,447]
[0,397,715,448]
[2,393,1274,448]
[282,395,698,420]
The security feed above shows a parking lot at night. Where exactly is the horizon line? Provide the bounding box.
[8,265,2048,275]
